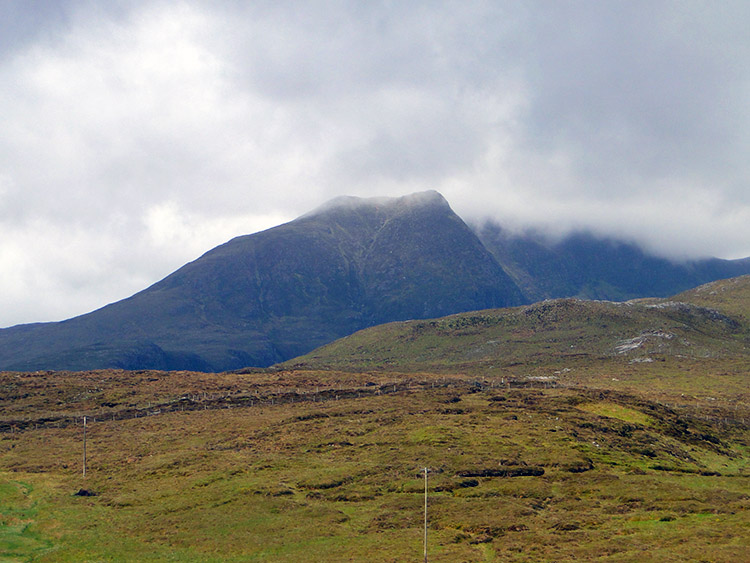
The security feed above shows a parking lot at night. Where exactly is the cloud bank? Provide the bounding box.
[2,1,750,326]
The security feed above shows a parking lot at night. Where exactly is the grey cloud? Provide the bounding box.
[1,0,750,326]
[0,0,70,56]
[517,1,750,197]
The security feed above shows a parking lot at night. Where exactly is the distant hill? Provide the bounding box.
[0,191,521,372]
[1,191,749,373]
[282,275,750,374]
[671,274,750,321]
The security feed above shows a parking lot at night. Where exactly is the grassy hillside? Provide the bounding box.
[283,294,748,379]
[673,275,750,321]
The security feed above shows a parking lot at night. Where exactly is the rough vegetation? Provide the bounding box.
[1,369,747,562]
[1,276,748,561]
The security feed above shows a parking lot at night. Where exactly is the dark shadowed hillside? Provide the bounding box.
[476,222,750,302]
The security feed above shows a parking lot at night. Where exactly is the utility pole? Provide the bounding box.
[424,467,428,563]
[82,416,87,479]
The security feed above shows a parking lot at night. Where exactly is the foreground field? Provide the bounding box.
[3,278,749,561]
[1,366,748,562]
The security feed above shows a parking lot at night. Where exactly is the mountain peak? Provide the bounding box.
[0,189,519,371]
[397,189,449,208]
[303,190,449,219]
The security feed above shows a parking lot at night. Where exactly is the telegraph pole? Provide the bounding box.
[82,416,87,479]
[424,467,428,562]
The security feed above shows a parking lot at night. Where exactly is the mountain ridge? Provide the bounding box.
[0,191,522,371]
[1,191,749,372]
[475,221,750,302]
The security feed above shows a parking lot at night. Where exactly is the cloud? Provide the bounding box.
[442,1,750,258]
[0,1,294,325]
[518,2,750,193]
[1,1,750,326]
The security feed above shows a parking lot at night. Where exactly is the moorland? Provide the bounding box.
[1,276,749,561]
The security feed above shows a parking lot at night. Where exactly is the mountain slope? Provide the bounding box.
[0,191,522,372]
[476,222,750,302]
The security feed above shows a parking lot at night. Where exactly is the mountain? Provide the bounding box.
[476,222,750,302]
[0,191,522,372]
[2,191,749,373]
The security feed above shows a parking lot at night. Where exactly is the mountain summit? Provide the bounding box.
[0,191,522,372]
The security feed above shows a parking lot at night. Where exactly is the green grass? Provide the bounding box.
[0,478,57,563]
[1,369,748,562]
[577,402,655,426]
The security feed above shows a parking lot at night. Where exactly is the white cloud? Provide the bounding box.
[0,2,303,325]
[143,201,291,259]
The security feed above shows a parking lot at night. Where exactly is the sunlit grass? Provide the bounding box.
[577,402,655,426]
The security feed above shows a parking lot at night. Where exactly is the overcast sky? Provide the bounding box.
[2,1,750,327]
